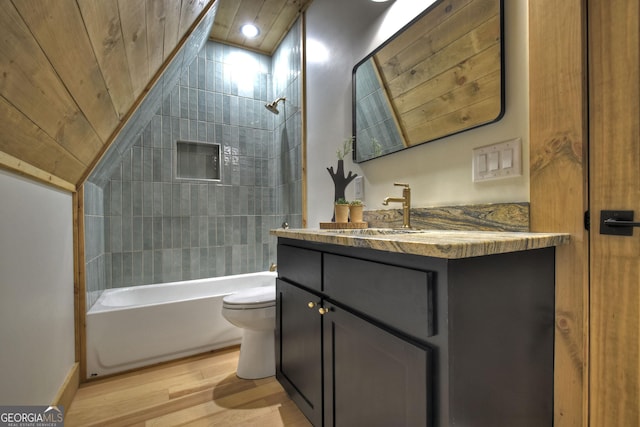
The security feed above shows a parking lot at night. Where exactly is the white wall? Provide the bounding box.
[305,0,529,226]
[0,169,75,405]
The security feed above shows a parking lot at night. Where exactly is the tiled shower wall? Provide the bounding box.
[85,22,302,308]
[354,59,404,162]
[273,17,303,228]
[84,181,106,306]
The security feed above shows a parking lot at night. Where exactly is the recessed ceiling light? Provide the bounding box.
[241,24,260,38]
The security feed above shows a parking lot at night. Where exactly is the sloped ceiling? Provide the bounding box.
[209,0,313,55]
[0,0,313,191]
[0,0,216,190]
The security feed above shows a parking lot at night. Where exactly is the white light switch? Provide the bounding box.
[472,138,522,182]
[354,176,364,199]
[477,154,487,172]
[488,152,500,171]
[502,148,513,168]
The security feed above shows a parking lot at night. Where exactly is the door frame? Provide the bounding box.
[529,1,589,426]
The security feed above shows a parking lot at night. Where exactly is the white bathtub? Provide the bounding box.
[86,271,277,377]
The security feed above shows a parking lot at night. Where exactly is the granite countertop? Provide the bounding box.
[271,228,571,259]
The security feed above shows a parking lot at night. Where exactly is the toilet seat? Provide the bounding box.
[222,286,275,310]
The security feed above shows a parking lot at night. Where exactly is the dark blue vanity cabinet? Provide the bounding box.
[275,238,555,427]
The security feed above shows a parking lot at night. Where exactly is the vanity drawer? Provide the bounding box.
[324,253,435,341]
[277,244,322,292]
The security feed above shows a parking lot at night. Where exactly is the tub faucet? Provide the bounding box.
[269,263,277,272]
[382,183,411,228]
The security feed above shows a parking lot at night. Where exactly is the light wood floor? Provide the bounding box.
[65,346,312,426]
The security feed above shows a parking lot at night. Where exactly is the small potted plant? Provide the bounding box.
[349,200,364,223]
[334,198,350,223]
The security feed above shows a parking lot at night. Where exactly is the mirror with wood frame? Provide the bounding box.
[353,0,504,162]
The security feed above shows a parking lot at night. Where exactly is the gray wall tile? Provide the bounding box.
[85,30,303,295]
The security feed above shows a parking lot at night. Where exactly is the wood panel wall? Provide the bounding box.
[0,0,214,190]
[529,1,589,426]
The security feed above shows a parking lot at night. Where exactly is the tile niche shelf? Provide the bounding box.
[176,140,221,182]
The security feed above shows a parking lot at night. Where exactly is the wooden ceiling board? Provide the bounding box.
[146,0,168,79]
[0,97,86,184]
[179,0,209,39]
[251,0,288,44]
[13,0,120,142]
[208,0,241,41]
[0,2,101,165]
[163,0,183,60]
[256,0,299,53]
[209,0,312,55]
[225,0,265,46]
[77,0,135,119]
[118,0,150,99]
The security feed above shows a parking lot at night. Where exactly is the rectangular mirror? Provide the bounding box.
[353,0,504,162]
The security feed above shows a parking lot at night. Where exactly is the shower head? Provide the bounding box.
[265,97,286,115]
[265,103,280,115]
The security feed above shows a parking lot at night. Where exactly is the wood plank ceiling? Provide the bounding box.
[0,0,211,190]
[209,0,313,55]
[0,0,310,190]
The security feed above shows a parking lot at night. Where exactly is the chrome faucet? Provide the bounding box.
[382,183,411,228]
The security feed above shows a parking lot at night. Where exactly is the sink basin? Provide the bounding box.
[321,228,425,236]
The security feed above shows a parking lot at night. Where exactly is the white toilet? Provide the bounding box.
[221,285,276,379]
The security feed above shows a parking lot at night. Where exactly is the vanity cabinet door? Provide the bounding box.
[276,279,323,426]
[323,303,433,427]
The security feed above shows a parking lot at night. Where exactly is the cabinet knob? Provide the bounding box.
[318,307,330,315]
[308,301,317,308]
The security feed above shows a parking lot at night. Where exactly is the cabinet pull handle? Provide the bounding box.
[318,307,331,315]
[308,301,317,308]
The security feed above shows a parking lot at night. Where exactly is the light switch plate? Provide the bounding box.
[472,138,522,182]
[354,176,364,199]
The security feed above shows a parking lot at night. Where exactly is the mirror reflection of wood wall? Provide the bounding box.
[354,0,504,162]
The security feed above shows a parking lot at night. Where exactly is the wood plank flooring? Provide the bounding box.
[65,346,311,426]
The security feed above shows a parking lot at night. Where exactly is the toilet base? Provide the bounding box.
[236,329,275,379]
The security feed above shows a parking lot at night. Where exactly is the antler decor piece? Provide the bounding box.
[327,138,357,221]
